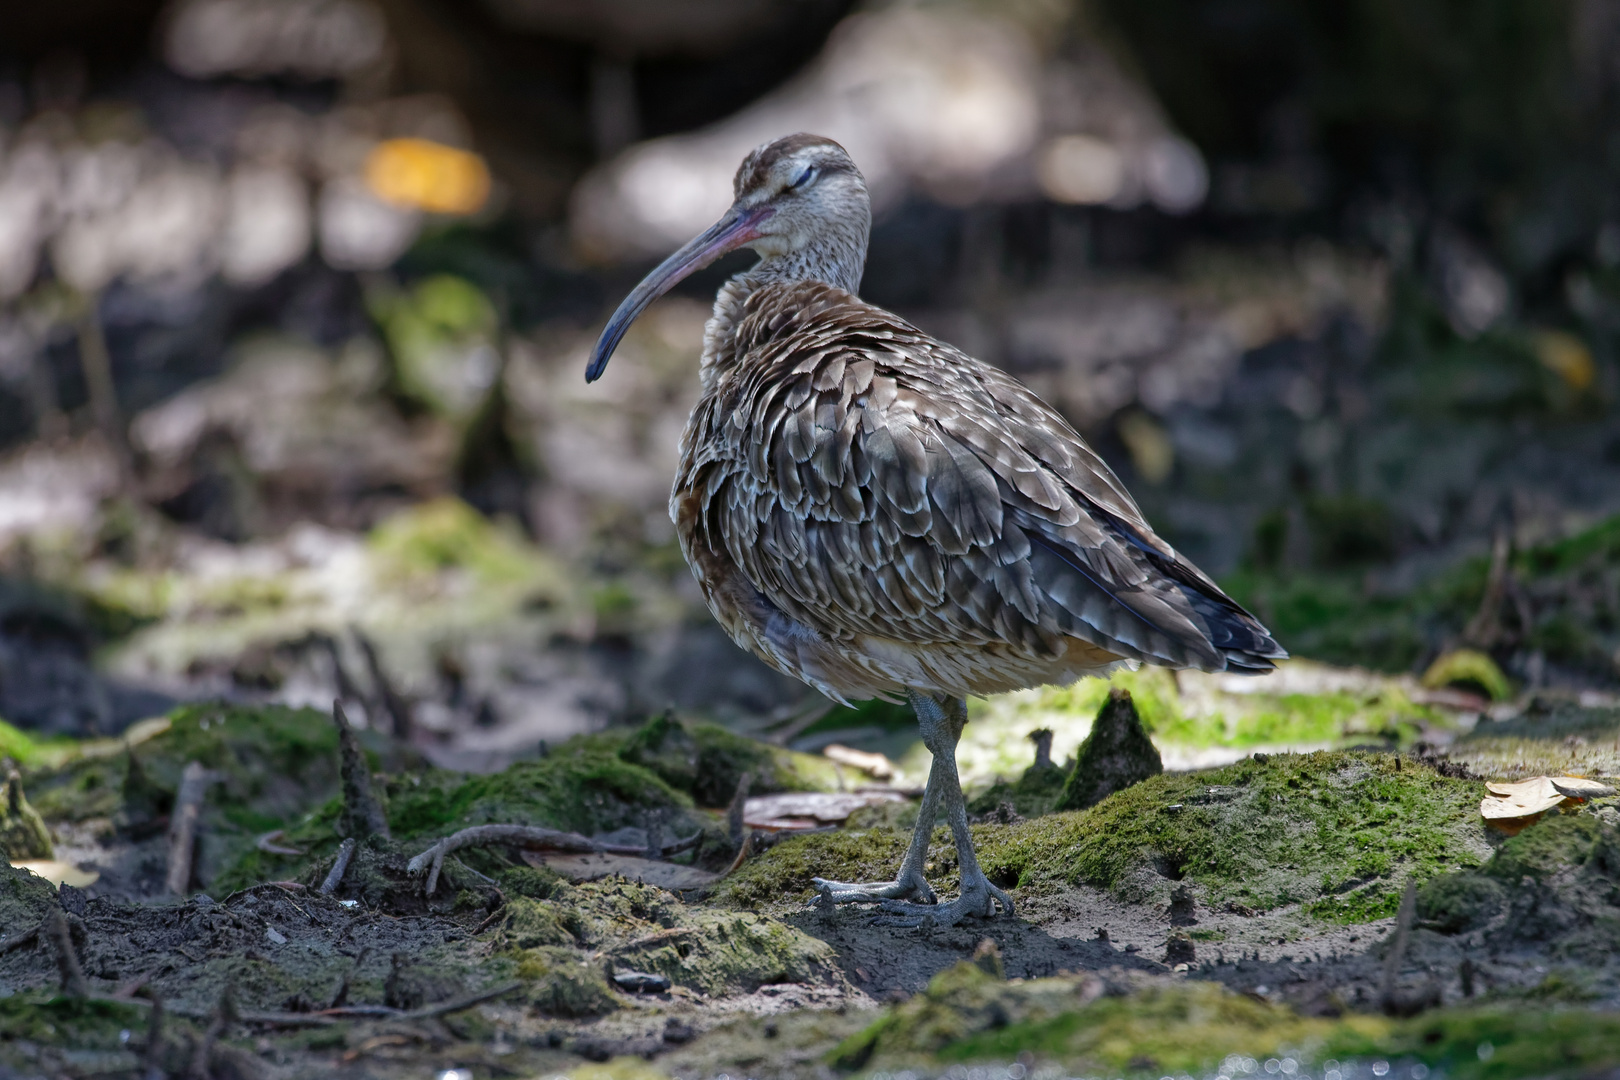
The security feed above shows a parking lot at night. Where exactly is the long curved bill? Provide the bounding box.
[585,203,774,382]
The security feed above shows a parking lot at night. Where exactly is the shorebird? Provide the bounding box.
[587,133,1285,925]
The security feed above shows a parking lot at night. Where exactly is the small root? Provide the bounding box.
[408,823,702,895]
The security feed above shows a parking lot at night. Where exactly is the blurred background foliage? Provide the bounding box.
[0,0,1618,760]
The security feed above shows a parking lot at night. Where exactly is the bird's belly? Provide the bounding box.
[671,480,1126,701]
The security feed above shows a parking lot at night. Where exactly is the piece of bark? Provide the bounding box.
[332,701,390,840]
[165,763,215,896]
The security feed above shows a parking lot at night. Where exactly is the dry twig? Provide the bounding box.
[320,837,359,894]
[408,824,702,895]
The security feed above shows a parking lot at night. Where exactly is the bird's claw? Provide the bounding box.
[863,875,1014,928]
[811,873,936,908]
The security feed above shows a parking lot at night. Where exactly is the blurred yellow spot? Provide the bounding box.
[364,138,490,215]
[1117,410,1174,484]
[1533,330,1594,391]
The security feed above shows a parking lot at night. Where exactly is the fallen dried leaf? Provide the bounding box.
[822,744,896,780]
[1480,776,1568,833]
[1550,776,1616,799]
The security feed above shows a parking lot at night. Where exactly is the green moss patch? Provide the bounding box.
[385,747,700,842]
[1418,812,1620,966]
[714,828,914,909]
[732,751,1488,922]
[835,965,1620,1077]
[500,877,840,1011]
[619,711,840,806]
[834,965,1375,1072]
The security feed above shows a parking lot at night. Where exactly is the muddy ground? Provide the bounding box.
[3,684,1620,1080]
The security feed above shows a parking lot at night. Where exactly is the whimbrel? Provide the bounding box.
[587,133,1285,925]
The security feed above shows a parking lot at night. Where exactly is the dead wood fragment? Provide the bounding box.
[320,837,359,894]
[47,908,88,996]
[354,627,414,740]
[333,700,391,840]
[166,762,216,896]
[401,980,523,1020]
[611,927,696,954]
[409,823,702,895]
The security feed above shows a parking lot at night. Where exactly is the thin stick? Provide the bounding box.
[47,909,87,996]
[402,980,522,1020]
[165,762,214,896]
[320,837,358,894]
[333,701,390,840]
[408,824,703,895]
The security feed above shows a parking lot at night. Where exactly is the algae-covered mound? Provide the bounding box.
[385,746,704,841]
[1419,812,1620,964]
[833,963,1361,1073]
[727,750,1490,922]
[1056,687,1163,811]
[829,961,1620,1077]
[618,710,841,806]
[500,876,843,1007]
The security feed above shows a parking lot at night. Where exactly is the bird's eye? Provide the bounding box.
[789,166,817,190]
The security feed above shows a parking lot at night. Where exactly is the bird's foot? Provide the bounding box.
[869,873,1013,928]
[811,870,937,908]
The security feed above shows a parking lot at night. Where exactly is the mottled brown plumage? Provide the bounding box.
[589,133,1284,924]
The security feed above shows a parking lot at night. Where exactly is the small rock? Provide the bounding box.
[1252,753,1270,764]
[663,1017,695,1044]
[265,926,287,945]
[57,885,87,918]
[1164,930,1196,965]
[612,970,671,994]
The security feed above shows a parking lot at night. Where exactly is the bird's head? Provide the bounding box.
[586,134,869,382]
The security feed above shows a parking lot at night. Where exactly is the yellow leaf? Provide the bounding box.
[365,137,491,215]
[1533,330,1595,391]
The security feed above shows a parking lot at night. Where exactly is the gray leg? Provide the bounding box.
[811,694,941,905]
[813,693,1014,926]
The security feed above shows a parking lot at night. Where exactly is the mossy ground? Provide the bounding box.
[831,962,1620,1077]
[3,695,1616,1078]
[728,751,1490,923]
